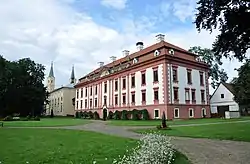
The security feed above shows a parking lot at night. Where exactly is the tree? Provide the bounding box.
[161,111,167,128]
[232,60,250,108]
[189,46,228,88]
[194,0,250,62]
[0,56,47,117]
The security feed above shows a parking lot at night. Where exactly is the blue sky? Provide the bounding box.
[0,0,245,92]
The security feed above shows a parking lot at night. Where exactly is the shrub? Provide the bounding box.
[3,116,13,121]
[26,115,31,120]
[88,111,94,119]
[142,109,149,120]
[34,116,40,121]
[50,109,54,118]
[113,133,175,164]
[75,111,80,118]
[108,111,114,119]
[79,111,83,118]
[93,111,100,120]
[132,109,140,120]
[114,111,121,120]
[21,118,29,121]
[83,111,88,119]
[121,110,128,120]
[103,109,107,121]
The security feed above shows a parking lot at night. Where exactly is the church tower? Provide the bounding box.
[70,65,76,85]
[47,62,55,92]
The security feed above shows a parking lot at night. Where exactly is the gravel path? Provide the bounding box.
[5,120,250,164]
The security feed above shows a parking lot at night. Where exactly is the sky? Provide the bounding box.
[0,0,246,93]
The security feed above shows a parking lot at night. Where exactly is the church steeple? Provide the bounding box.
[47,61,55,92]
[70,65,76,84]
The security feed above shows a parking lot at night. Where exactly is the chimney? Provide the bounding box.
[156,34,165,42]
[122,50,130,56]
[98,62,104,67]
[136,42,144,51]
[110,56,117,62]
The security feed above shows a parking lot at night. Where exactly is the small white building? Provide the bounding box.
[210,83,240,117]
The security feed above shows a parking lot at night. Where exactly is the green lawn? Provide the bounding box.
[3,118,89,127]
[108,117,250,126]
[135,121,250,142]
[0,128,190,164]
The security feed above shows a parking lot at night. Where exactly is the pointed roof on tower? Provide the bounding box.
[70,65,75,80]
[48,61,54,77]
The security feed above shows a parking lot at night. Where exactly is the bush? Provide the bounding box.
[113,133,175,164]
[132,109,140,120]
[34,116,40,121]
[83,111,88,119]
[50,109,54,118]
[75,111,80,118]
[142,109,149,120]
[79,111,83,118]
[121,110,128,120]
[93,111,100,120]
[88,111,94,119]
[21,118,29,121]
[108,111,114,119]
[114,111,121,120]
[26,115,31,120]
[3,116,13,121]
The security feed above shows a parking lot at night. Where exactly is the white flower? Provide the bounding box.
[93,161,96,164]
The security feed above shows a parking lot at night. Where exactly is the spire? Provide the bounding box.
[70,65,76,84]
[48,61,54,77]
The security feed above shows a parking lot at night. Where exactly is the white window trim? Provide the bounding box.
[154,109,160,119]
[189,108,194,118]
[202,108,206,116]
[174,108,179,118]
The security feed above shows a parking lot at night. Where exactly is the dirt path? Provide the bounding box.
[5,120,250,164]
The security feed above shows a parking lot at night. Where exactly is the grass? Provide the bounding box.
[3,118,90,127]
[135,121,250,142]
[0,128,190,164]
[108,117,250,126]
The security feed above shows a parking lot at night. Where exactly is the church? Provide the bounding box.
[45,62,76,116]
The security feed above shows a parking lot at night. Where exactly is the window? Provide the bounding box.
[122,94,126,104]
[185,89,190,101]
[104,83,107,93]
[202,108,206,117]
[141,73,146,85]
[122,78,126,89]
[81,88,83,98]
[104,96,107,105]
[187,69,192,84]
[221,94,224,99]
[115,80,118,91]
[154,109,159,119]
[60,103,62,112]
[201,90,205,102]
[189,108,194,118]
[85,88,88,97]
[154,90,159,101]
[172,67,178,82]
[131,76,135,88]
[85,99,87,108]
[142,91,146,102]
[90,99,92,108]
[77,90,79,99]
[115,95,118,105]
[76,101,78,109]
[174,108,179,118]
[90,87,93,96]
[173,87,178,101]
[153,70,158,82]
[80,100,83,109]
[94,98,97,107]
[95,86,98,95]
[191,89,196,102]
[131,93,135,104]
[200,72,204,86]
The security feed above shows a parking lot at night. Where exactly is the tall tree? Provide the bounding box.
[194,0,250,62]
[232,59,250,108]
[189,46,228,88]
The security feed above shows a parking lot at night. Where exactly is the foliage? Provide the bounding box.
[0,56,47,117]
[113,133,174,164]
[34,116,40,121]
[108,111,114,119]
[50,109,54,118]
[121,110,128,120]
[79,111,83,118]
[83,111,88,119]
[88,111,94,119]
[114,111,121,120]
[132,109,140,120]
[103,109,107,121]
[194,0,250,62]
[3,116,13,121]
[141,109,149,120]
[162,111,167,128]
[93,111,100,120]
[232,60,250,108]
[75,111,80,118]
[188,46,228,88]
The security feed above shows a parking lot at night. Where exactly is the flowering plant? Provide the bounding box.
[112,133,175,164]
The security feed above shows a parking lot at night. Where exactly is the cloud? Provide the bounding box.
[100,0,127,10]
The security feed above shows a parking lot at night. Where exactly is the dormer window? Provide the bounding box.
[133,58,139,64]
[154,50,160,56]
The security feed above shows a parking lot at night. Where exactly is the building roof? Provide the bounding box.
[49,84,74,94]
[79,40,199,81]
[210,82,235,99]
[70,65,75,80]
[48,62,54,77]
